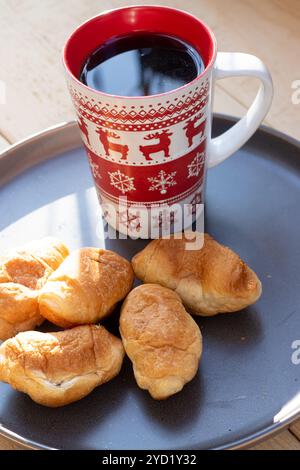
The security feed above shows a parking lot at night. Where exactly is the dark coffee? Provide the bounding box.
[79,32,204,96]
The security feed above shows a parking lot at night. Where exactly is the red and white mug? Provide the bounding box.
[63,5,273,237]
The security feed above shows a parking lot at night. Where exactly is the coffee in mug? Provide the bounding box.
[63,6,273,238]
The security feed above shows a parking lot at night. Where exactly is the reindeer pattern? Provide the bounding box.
[183,114,206,147]
[81,116,206,163]
[96,127,129,161]
[78,116,90,145]
[139,130,173,161]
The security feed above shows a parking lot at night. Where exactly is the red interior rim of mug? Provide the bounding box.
[63,5,217,99]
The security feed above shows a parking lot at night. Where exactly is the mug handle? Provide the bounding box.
[207,52,273,168]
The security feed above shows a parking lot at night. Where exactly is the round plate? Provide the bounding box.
[0,116,300,450]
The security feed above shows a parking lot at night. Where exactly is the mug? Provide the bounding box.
[63,5,273,238]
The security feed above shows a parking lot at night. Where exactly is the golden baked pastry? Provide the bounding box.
[120,284,202,399]
[39,248,134,328]
[0,325,124,407]
[0,237,69,289]
[0,284,40,341]
[0,237,69,340]
[132,232,262,316]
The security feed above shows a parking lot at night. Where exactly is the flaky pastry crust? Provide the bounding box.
[0,237,69,340]
[120,284,202,399]
[0,325,124,407]
[132,232,262,316]
[39,248,134,327]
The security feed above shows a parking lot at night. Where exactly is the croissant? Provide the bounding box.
[0,237,69,289]
[39,248,134,328]
[0,237,69,340]
[120,284,202,399]
[0,325,124,407]
[132,232,262,316]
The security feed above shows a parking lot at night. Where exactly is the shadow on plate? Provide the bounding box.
[197,307,263,352]
[134,368,205,431]
[1,353,205,449]
[0,358,134,449]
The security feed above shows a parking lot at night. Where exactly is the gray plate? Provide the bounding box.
[0,116,300,450]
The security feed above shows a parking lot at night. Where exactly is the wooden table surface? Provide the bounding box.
[0,0,299,450]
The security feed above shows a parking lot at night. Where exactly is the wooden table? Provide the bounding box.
[0,0,299,450]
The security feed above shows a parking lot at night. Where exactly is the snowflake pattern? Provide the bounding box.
[148,170,177,195]
[188,192,202,215]
[118,208,141,232]
[89,161,101,179]
[187,152,205,178]
[152,209,177,230]
[108,170,136,194]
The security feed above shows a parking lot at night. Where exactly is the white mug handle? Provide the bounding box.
[207,52,273,168]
